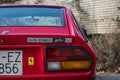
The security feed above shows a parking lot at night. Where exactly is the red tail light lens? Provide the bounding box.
[46,47,92,61]
[46,46,92,71]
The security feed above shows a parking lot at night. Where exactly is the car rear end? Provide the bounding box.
[0,5,96,80]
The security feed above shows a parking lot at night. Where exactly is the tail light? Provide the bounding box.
[46,46,92,71]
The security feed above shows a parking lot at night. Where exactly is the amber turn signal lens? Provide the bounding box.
[62,61,91,70]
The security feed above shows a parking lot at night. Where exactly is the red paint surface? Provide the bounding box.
[0,4,96,80]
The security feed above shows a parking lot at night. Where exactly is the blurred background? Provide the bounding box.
[0,0,120,74]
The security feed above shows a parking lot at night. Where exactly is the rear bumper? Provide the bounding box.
[0,73,94,80]
[0,45,96,80]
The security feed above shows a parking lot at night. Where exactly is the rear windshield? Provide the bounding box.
[0,7,65,27]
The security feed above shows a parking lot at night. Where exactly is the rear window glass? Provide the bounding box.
[0,7,65,27]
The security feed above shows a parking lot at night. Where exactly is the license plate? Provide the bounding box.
[0,50,22,75]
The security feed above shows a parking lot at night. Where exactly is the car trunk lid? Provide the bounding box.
[0,27,73,45]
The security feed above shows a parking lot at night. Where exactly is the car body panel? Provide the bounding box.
[0,4,96,80]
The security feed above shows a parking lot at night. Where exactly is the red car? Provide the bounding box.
[0,4,96,80]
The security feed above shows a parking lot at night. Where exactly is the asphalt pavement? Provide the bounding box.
[96,75,120,80]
